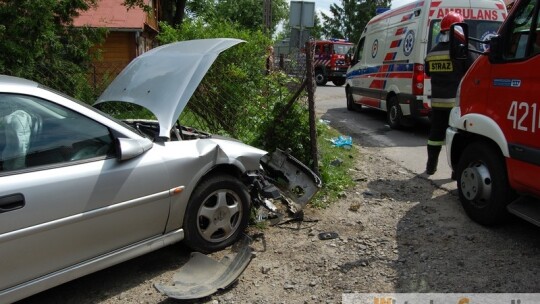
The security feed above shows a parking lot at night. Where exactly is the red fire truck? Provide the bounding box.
[447,0,540,226]
[312,39,353,86]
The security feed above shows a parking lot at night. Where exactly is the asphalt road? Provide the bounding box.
[314,84,456,192]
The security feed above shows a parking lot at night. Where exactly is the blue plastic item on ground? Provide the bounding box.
[331,135,352,149]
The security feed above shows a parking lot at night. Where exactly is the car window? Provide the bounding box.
[0,94,114,172]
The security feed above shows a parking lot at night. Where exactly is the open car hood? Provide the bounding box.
[95,38,244,138]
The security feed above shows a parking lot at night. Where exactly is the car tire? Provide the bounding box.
[332,79,346,86]
[456,142,515,225]
[386,96,403,129]
[346,87,361,112]
[183,173,250,253]
[315,70,327,86]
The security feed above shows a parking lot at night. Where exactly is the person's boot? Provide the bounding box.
[425,145,441,175]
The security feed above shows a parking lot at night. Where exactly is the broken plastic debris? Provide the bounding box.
[318,232,339,240]
[331,135,352,149]
[154,236,252,300]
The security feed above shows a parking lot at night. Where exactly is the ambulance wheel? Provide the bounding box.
[332,79,345,86]
[346,87,361,112]
[315,70,327,86]
[386,97,403,129]
[456,142,515,226]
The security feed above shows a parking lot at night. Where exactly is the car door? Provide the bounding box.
[487,0,540,192]
[0,93,170,291]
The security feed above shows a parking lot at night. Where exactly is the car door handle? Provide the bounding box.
[0,193,25,213]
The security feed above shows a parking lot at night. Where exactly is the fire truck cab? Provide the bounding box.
[313,39,353,87]
[447,0,540,226]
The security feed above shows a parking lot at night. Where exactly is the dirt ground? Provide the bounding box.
[19,144,540,304]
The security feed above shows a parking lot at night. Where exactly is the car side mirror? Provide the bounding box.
[450,23,469,60]
[116,137,153,161]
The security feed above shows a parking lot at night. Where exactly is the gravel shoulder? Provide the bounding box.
[19,145,540,304]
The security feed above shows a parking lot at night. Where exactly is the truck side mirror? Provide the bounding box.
[487,35,503,63]
[450,23,469,60]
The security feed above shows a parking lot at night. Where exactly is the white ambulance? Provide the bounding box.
[345,0,507,128]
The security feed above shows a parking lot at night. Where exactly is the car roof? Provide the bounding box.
[0,75,39,89]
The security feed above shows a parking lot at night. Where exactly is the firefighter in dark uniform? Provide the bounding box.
[424,12,476,175]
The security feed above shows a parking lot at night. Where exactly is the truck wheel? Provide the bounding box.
[332,79,346,86]
[386,97,403,129]
[456,142,515,225]
[183,174,250,253]
[315,70,327,86]
[346,87,361,112]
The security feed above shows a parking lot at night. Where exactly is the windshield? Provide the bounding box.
[428,20,503,52]
[333,44,353,55]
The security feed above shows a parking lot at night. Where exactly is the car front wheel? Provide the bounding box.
[457,142,514,225]
[183,173,250,253]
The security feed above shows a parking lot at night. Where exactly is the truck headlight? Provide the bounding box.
[448,106,461,129]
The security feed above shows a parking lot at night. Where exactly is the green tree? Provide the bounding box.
[0,0,105,101]
[321,0,390,43]
[124,0,288,35]
[310,13,324,40]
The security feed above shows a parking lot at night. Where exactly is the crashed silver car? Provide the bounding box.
[0,38,320,302]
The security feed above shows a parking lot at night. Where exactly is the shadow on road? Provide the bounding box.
[321,107,431,149]
[366,173,540,292]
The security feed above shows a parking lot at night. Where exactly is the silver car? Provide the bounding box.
[0,38,320,303]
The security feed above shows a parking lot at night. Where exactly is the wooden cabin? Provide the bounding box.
[73,0,159,89]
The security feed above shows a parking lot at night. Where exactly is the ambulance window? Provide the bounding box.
[503,0,538,60]
[428,20,442,51]
[354,38,365,63]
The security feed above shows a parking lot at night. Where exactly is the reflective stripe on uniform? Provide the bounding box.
[425,54,451,61]
[431,97,456,108]
[428,140,445,146]
[425,50,450,60]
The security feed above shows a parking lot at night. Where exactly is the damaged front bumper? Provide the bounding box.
[247,148,322,219]
[156,149,321,301]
